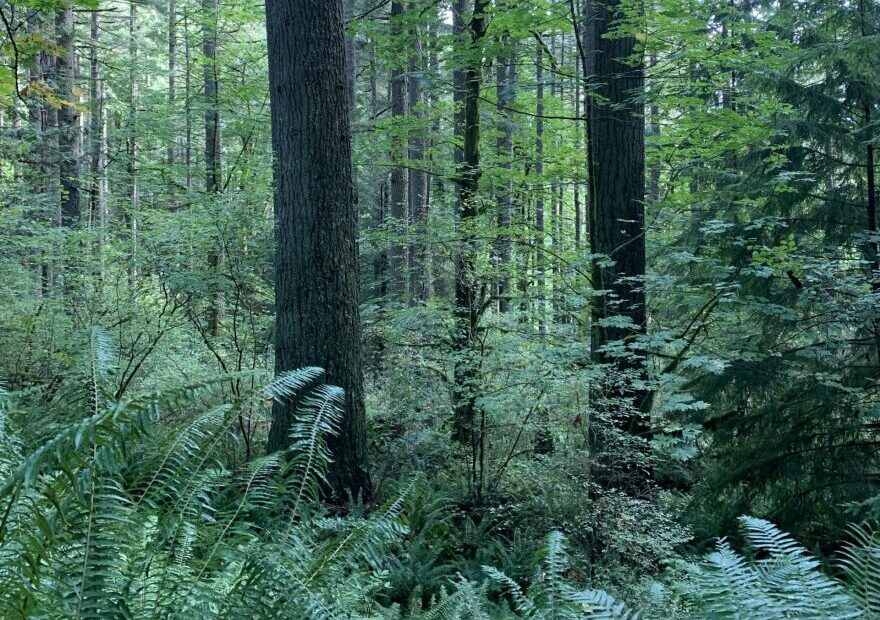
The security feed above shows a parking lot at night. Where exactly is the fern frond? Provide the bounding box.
[417,579,491,620]
[568,589,639,619]
[839,522,880,615]
[309,485,410,583]
[286,384,345,518]
[483,565,535,616]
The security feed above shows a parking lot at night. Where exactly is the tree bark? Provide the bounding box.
[450,0,488,505]
[203,0,224,335]
[57,3,80,226]
[587,0,651,464]
[495,42,515,313]
[168,0,177,170]
[407,9,428,304]
[388,1,408,300]
[574,57,582,251]
[184,7,193,193]
[265,0,371,501]
[128,0,139,279]
[88,11,105,240]
[535,41,546,333]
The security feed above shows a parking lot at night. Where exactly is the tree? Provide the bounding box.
[585,0,650,431]
[56,3,79,226]
[388,0,408,300]
[265,0,371,500]
[495,38,515,313]
[581,0,651,495]
[203,0,224,335]
[450,0,488,502]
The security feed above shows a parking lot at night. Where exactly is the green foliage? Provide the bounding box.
[680,517,878,619]
[2,0,880,616]
[0,337,396,618]
[484,531,639,619]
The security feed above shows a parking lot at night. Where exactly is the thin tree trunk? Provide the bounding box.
[27,12,58,294]
[57,3,80,226]
[168,0,177,172]
[388,0,408,300]
[88,11,104,241]
[495,39,515,314]
[407,10,428,304]
[647,54,660,204]
[368,37,388,369]
[552,35,564,323]
[184,8,193,193]
[574,63,582,250]
[450,0,488,505]
[128,0,139,280]
[204,0,224,336]
[535,41,545,333]
[452,0,467,212]
[265,0,371,501]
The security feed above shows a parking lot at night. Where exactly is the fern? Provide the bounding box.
[0,336,402,619]
[483,531,639,619]
[839,522,880,617]
[683,516,869,620]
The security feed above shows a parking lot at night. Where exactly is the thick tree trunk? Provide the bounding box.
[586,0,651,479]
[265,0,371,501]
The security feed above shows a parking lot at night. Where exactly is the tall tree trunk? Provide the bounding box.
[450,0,488,504]
[57,3,80,226]
[407,10,428,304]
[495,40,515,313]
[858,0,880,365]
[27,12,58,294]
[647,54,660,204]
[388,0,408,300]
[552,35,565,324]
[128,0,139,279]
[344,0,356,122]
[574,58,582,251]
[868,106,877,277]
[452,0,467,210]
[535,41,545,333]
[586,0,651,481]
[184,8,193,193]
[88,11,105,241]
[265,0,371,501]
[168,0,177,171]
[367,36,388,370]
[204,0,224,335]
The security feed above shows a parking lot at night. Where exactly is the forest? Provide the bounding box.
[0,0,879,616]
